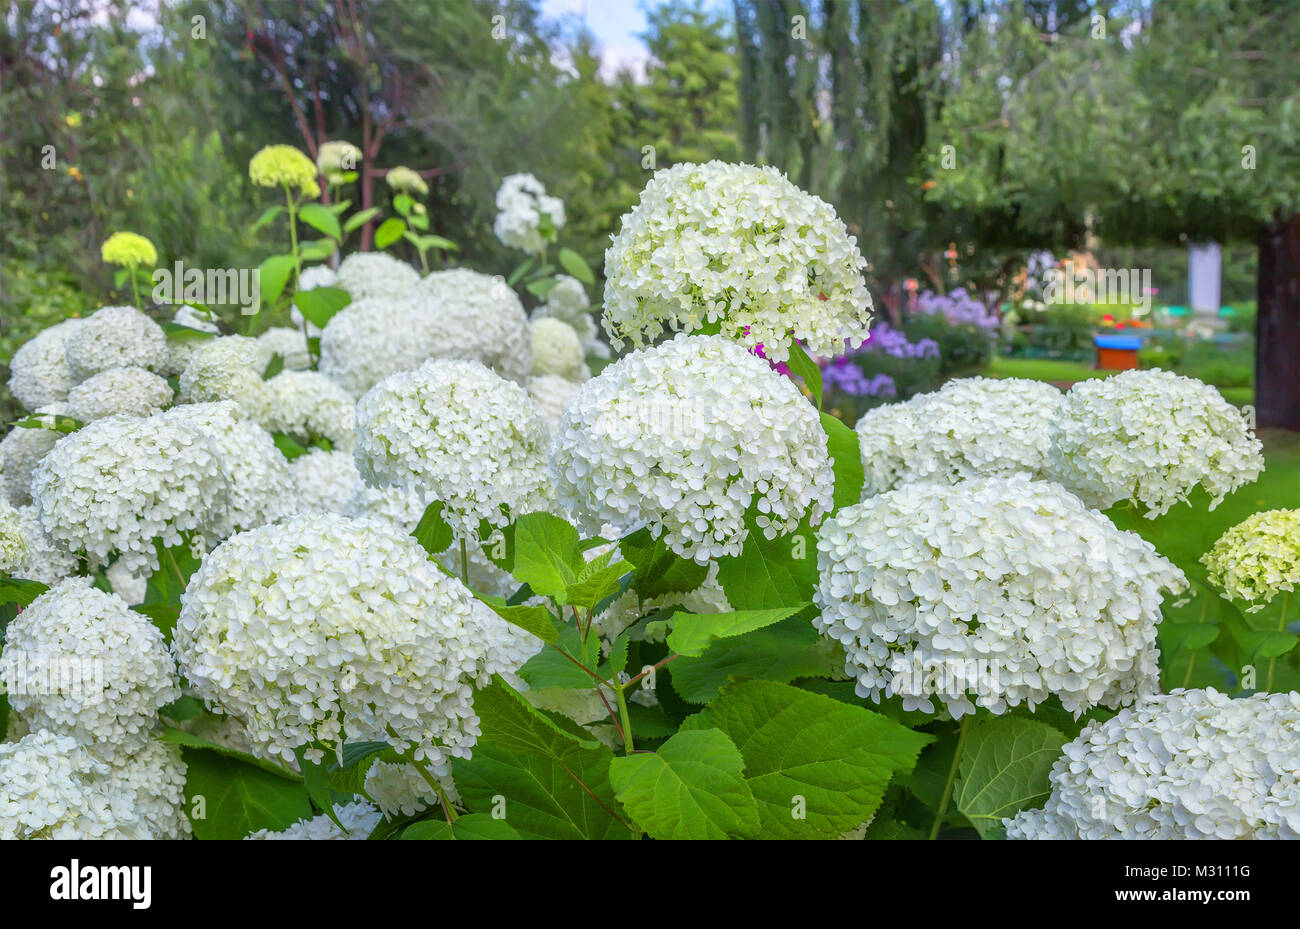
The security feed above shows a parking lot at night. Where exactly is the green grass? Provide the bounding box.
[985,356,1118,384]
[1107,429,1300,692]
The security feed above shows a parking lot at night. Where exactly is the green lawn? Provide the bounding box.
[985,355,1254,406]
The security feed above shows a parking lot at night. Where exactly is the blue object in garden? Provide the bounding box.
[1094,334,1142,370]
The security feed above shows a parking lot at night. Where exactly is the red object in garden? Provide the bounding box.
[1094,334,1142,370]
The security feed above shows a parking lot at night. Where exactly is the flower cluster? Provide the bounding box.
[318,297,433,398]
[814,475,1187,717]
[100,232,157,268]
[248,144,320,197]
[552,335,835,562]
[0,497,31,574]
[263,370,356,450]
[527,374,581,435]
[64,305,168,382]
[1048,369,1264,516]
[30,412,228,574]
[854,377,1065,496]
[413,268,533,383]
[257,326,313,371]
[245,799,381,840]
[493,173,565,255]
[316,140,361,185]
[65,366,173,422]
[178,335,273,424]
[291,448,361,514]
[8,504,79,585]
[0,407,66,506]
[601,161,871,364]
[532,275,606,358]
[1,580,179,763]
[335,251,420,302]
[1005,689,1300,839]
[353,360,554,537]
[173,514,513,770]
[386,166,428,196]
[7,319,84,411]
[529,317,587,381]
[99,740,191,838]
[1201,509,1300,609]
[162,305,221,376]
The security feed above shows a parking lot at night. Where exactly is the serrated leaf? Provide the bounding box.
[298,202,342,241]
[686,680,933,839]
[609,728,759,839]
[411,500,454,557]
[609,634,630,677]
[510,511,582,599]
[518,624,601,690]
[954,717,1069,839]
[179,750,312,840]
[669,617,842,703]
[565,558,632,610]
[618,528,709,600]
[0,578,49,608]
[667,605,810,657]
[292,285,351,329]
[557,247,594,285]
[401,814,521,839]
[161,728,302,781]
[820,411,864,510]
[716,516,817,610]
[473,676,602,756]
[476,595,558,643]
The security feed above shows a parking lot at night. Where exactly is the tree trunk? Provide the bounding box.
[1255,211,1300,430]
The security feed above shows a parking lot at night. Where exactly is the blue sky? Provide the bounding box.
[540,0,729,77]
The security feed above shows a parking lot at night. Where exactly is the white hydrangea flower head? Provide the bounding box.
[264,370,356,451]
[64,366,173,422]
[64,305,168,381]
[1005,689,1300,840]
[97,740,191,839]
[244,799,381,840]
[318,297,433,399]
[1049,369,1264,516]
[298,264,338,292]
[354,359,555,538]
[30,413,228,575]
[541,274,590,320]
[530,317,588,381]
[0,406,66,506]
[493,173,565,255]
[0,729,148,839]
[291,447,361,514]
[855,377,1064,496]
[173,514,511,770]
[602,161,872,363]
[257,326,313,371]
[10,505,79,585]
[161,402,298,535]
[553,335,835,563]
[336,251,420,302]
[413,268,534,383]
[0,496,32,574]
[178,335,273,425]
[1,580,179,757]
[106,558,147,606]
[162,305,221,376]
[814,475,1188,718]
[527,374,581,435]
[363,761,454,819]
[7,318,84,410]
[1202,509,1300,610]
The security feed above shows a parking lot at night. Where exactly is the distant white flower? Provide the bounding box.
[0,406,66,506]
[65,366,173,422]
[7,319,84,411]
[354,359,554,538]
[530,317,588,381]
[602,161,872,363]
[553,335,834,563]
[855,377,1064,496]
[291,448,360,514]
[257,326,313,371]
[264,370,356,450]
[0,497,31,574]
[412,268,533,383]
[64,305,168,381]
[532,275,607,358]
[1049,369,1263,516]
[178,335,273,425]
[336,252,419,302]
[244,799,381,840]
[527,374,581,435]
[815,475,1187,718]
[174,514,517,770]
[1,580,179,760]
[493,173,565,255]
[9,505,78,585]
[1006,689,1300,839]
[162,304,221,376]
[1202,509,1300,610]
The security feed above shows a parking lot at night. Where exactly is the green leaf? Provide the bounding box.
[250,204,282,232]
[557,247,594,285]
[609,634,630,677]
[473,676,603,756]
[162,322,218,342]
[1160,622,1221,652]
[401,814,521,839]
[524,276,560,299]
[506,258,535,287]
[1257,631,1299,659]
[618,528,709,600]
[518,625,601,690]
[667,605,811,657]
[954,717,1069,839]
[258,254,296,307]
[0,578,49,608]
[411,501,454,558]
[297,239,336,262]
[820,411,865,510]
[11,414,82,434]
[510,512,582,599]
[374,217,406,250]
[161,728,303,781]
[686,681,933,839]
[144,537,201,610]
[417,235,458,252]
[785,340,823,409]
[669,617,842,703]
[609,728,759,839]
[476,595,558,644]
[132,603,179,643]
[343,207,380,233]
[158,695,202,722]
[261,352,284,381]
[453,741,630,840]
[564,553,632,610]
[296,747,345,830]
[178,750,312,840]
[716,516,818,610]
[297,202,342,241]
[327,199,352,215]
[272,432,309,460]
[392,193,415,217]
[292,285,351,329]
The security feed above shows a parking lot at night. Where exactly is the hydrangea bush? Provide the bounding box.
[0,148,1292,843]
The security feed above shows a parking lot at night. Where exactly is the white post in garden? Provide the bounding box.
[1188,241,1223,331]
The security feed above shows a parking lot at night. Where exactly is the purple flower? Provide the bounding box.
[863,323,940,359]
[914,288,999,330]
[822,358,898,398]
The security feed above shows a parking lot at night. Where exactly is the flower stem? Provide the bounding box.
[1266,591,1291,692]
[613,678,635,755]
[929,715,972,840]
[459,536,469,586]
[129,264,143,311]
